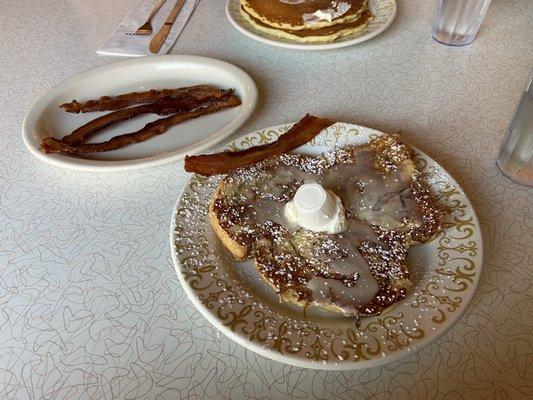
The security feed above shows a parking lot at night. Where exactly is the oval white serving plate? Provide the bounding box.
[170,122,483,370]
[22,55,258,172]
[226,0,397,51]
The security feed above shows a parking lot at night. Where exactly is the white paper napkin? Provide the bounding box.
[97,0,200,57]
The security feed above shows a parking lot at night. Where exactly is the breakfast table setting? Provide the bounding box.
[1,0,532,399]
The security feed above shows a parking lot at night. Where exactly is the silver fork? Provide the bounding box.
[127,0,168,36]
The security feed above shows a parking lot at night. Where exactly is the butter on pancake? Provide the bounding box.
[241,0,369,31]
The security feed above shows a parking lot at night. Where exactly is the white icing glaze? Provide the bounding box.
[220,146,419,315]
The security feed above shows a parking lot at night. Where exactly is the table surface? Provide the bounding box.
[1,0,532,399]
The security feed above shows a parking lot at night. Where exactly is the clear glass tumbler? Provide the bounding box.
[432,0,492,46]
[496,73,533,187]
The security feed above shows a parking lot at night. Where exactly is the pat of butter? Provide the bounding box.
[302,1,352,24]
[284,183,347,234]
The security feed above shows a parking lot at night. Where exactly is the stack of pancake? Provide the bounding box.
[240,0,373,43]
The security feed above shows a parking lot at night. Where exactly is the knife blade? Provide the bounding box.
[149,0,187,54]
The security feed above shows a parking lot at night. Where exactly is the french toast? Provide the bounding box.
[209,134,445,318]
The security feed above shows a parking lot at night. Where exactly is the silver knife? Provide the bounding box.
[149,0,187,54]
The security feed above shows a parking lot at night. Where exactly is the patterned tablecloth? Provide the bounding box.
[1,0,531,399]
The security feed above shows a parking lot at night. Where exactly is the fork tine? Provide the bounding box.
[125,0,168,36]
[126,21,153,36]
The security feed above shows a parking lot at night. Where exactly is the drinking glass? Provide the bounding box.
[432,0,492,46]
[496,73,533,187]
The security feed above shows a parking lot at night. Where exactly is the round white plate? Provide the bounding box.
[22,55,258,172]
[170,122,482,370]
[226,0,397,50]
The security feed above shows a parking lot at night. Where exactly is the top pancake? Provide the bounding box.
[241,0,369,30]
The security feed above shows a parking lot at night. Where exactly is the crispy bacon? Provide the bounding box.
[184,114,334,176]
[61,90,232,145]
[41,94,241,155]
[60,85,227,113]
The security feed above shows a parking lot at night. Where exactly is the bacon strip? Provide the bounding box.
[184,114,334,176]
[41,94,241,155]
[60,85,227,113]
[61,90,232,145]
